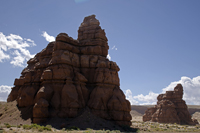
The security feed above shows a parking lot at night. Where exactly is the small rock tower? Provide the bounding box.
[143,84,198,125]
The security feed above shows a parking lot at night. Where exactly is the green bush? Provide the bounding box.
[105,130,110,133]
[17,125,21,128]
[38,126,44,132]
[4,123,11,128]
[23,124,31,129]
[154,128,161,131]
[67,126,80,130]
[22,124,51,131]
[30,124,38,128]
[46,125,52,129]
[43,126,52,131]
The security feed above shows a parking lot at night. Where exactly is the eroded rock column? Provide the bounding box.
[143,84,199,125]
[7,15,132,126]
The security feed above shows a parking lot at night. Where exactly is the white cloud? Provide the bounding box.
[0,32,36,67]
[125,76,200,105]
[111,45,117,50]
[0,48,10,62]
[41,31,55,42]
[125,89,139,105]
[133,91,158,105]
[107,54,111,60]
[0,85,12,101]
[10,50,25,67]
[125,89,158,105]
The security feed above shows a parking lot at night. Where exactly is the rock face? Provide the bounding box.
[143,84,198,125]
[7,15,131,126]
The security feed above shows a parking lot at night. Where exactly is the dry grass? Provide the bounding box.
[0,101,200,132]
[132,121,200,132]
[1,125,123,133]
[1,122,200,133]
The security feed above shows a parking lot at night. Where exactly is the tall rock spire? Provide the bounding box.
[7,15,132,126]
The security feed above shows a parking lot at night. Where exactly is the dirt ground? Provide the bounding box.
[0,101,200,132]
[130,105,200,132]
[0,101,137,132]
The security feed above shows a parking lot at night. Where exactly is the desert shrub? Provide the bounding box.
[4,106,7,111]
[84,130,93,133]
[163,128,168,131]
[113,130,120,133]
[184,126,187,130]
[43,125,52,131]
[84,128,93,133]
[23,124,31,129]
[67,126,80,130]
[31,124,39,128]
[94,130,102,133]
[46,124,52,129]
[150,125,154,128]
[4,123,11,128]
[22,124,51,131]
[105,130,110,133]
[16,125,20,128]
[38,126,44,132]
[154,128,161,131]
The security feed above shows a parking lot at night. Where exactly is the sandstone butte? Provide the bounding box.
[143,84,199,125]
[7,15,132,126]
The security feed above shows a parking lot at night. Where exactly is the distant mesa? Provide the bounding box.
[7,15,132,127]
[143,84,199,125]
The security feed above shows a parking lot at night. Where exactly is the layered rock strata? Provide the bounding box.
[7,15,131,126]
[143,84,198,125]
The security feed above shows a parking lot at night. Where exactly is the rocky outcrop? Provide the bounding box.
[143,84,198,125]
[7,15,131,126]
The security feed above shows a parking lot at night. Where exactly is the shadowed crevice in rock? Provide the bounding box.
[143,84,199,125]
[7,15,132,128]
[18,106,33,120]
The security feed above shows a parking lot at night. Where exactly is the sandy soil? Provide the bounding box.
[0,101,137,132]
[0,101,32,126]
[1,101,200,132]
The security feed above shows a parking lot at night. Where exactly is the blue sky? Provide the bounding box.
[0,0,200,105]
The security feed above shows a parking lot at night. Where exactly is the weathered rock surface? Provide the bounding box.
[7,15,131,126]
[143,84,199,125]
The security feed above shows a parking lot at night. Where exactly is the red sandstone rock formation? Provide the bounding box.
[143,84,198,125]
[7,15,131,126]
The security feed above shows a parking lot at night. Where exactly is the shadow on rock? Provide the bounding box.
[18,105,33,120]
[38,108,138,132]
